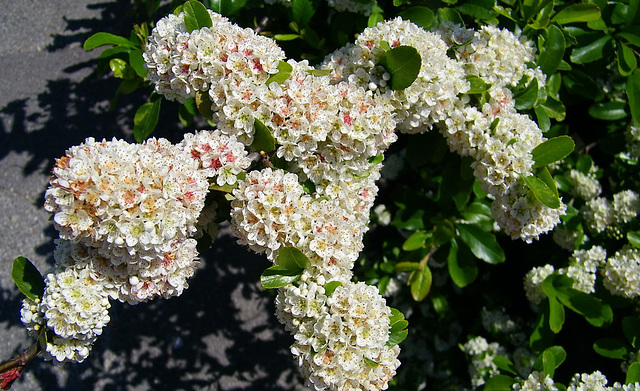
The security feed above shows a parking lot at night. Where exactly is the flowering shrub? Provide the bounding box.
[3,0,640,390]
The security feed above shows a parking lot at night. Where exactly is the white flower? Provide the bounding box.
[602,246,640,298]
[513,371,558,391]
[524,265,555,304]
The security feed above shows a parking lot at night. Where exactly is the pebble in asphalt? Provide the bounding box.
[0,1,307,389]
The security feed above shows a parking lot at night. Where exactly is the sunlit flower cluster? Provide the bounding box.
[143,10,285,104]
[322,17,469,134]
[275,281,400,390]
[583,190,640,235]
[513,371,558,391]
[602,246,640,299]
[567,167,602,201]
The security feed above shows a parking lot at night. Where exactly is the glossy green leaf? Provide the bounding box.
[324,281,342,296]
[378,46,422,91]
[433,219,456,246]
[363,357,379,368]
[436,8,465,25]
[542,349,556,377]
[465,75,490,94]
[588,101,628,121]
[548,297,565,333]
[483,374,517,391]
[514,78,539,110]
[266,61,293,86]
[493,355,518,376]
[84,32,136,50]
[292,0,315,27]
[409,266,432,302]
[552,278,613,327]
[12,257,45,301]
[533,346,567,372]
[306,69,332,77]
[260,266,303,289]
[628,231,640,248]
[532,136,575,168]
[570,34,612,64]
[387,308,409,346]
[183,0,213,33]
[576,154,594,173]
[455,223,505,264]
[398,7,436,30]
[447,238,478,288]
[251,118,276,153]
[133,97,161,142]
[539,25,566,75]
[368,13,384,28]
[456,2,497,21]
[537,166,558,197]
[618,32,640,48]
[552,3,601,24]
[276,246,310,270]
[523,174,561,209]
[129,49,148,78]
[530,301,555,352]
[109,58,132,79]
[618,43,638,76]
[593,338,630,359]
[623,317,640,349]
[628,71,640,125]
[395,261,421,272]
[627,363,640,384]
[402,230,429,251]
[207,0,248,16]
[274,34,300,41]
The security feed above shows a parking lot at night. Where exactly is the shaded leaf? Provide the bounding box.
[398,7,435,30]
[251,118,276,153]
[493,355,519,376]
[570,34,613,64]
[395,262,421,272]
[548,297,565,333]
[623,317,640,349]
[589,101,628,121]
[593,338,630,359]
[409,266,432,302]
[456,223,505,264]
[628,231,640,248]
[12,257,45,301]
[552,3,601,24]
[133,97,161,142]
[276,246,310,270]
[539,25,566,75]
[207,0,248,16]
[292,0,315,27]
[627,362,640,384]
[260,266,303,289]
[447,238,478,288]
[628,71,640,125]
[618,43,638,76]
[483,375,517,391]
[195,91,214,119]
[514,78,539,110]
[378,46,422,91]
[403,230,429,251]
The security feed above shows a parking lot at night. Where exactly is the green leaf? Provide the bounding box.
[368,13,384,28]
[398,6,436,30]
[627,362,640,384]
[530,301,555,352]
[465,75,491,94]
[436,7,465,25]
[514,78,539,110]
[260,266,303,289]
[324,281,342,296]
[276,246,310,270]
[195,91,214,119]
[493,355,519,376]
[570,34,613,64]
[266,61,293,86]
[84,32,136,50]
[363,357,379,368]
[409,266,432,302]
[628,71,640,125]
[553,278,613,327]
[552,3,601,24]
[388,308,409,346]
[618,43,638,76]
[12,257,45,301]
[628,231,640,248]
[129,49,148,78]
[523,174,557,206]
[618,32,640,48]
[402,230,429,251]
[378,46,422,91]
[109,58,133,79]
[547,297,565,333]
[539,25,566,75]
[623,317,640,349]
[133,97,161,142]
[395,262,421,272]
[292,0,315,27]
[207,0,248,16]
[183,0,213,33]
[251,118,276,153]
[447,238,478,288]
[483,374,517,391]
[593,338,631,359]
[588,101,628,121]
[274,34,300,41]
[537,166,558,197]
[534,346,567,371]
[532,136,575,168]
[542,348,556,377]
[456,223,505,264]
[306,69,332,77]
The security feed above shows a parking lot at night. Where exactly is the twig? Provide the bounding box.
[0,341,41,390]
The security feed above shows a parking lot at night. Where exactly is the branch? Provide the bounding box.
[0,340,41,390]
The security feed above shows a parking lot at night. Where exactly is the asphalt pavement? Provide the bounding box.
[0,1,306,390]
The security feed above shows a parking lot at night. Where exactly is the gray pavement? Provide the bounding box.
[0,1,306,390]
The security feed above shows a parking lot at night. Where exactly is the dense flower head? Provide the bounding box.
[627,124,640,158]
[275,281,400,391]
[583,197,615,234]
[177,129,254,185]
[21,262,111,363]
[567,168,602,201]
[461,336,506,388]
[602,246,640,298]
[524,264,555,304]
[436,23,545,89]
[230,168,366,283]
[583,190,640,235]
[513,371,558,391]
[144,10,285,103]
[567,371,609,390]
[321,17,469,134]
[44,137,208,262]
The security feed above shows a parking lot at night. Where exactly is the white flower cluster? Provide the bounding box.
[567,371,610,390]
[523,264,555,304]
[321,17,468,134]
[275,281,400,390]
[25,131,247,363]
[144,10,285,104]
[626,124,640,159]
[461,336,506,388]
[583,190,640,235]
[567,167,602,201]
[602,246,640,298]
[513,371,558,391]
[21,262,110,363]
